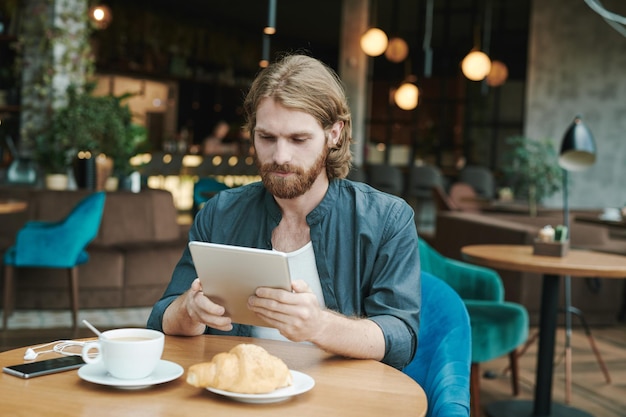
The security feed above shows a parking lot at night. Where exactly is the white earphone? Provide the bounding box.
[23,348,38,360]
[23,340,86,360]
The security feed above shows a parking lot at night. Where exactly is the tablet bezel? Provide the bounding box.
[188,241,292,327]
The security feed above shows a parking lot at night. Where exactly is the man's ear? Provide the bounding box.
[328,121,344,147]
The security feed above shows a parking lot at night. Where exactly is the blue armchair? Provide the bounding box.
[403,271,471,417]
[192,177,229,216]
[3,191,106,330]
[418,239,529,417]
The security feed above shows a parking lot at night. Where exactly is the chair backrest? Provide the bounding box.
[366,164,404,196]
[418,239,504,301]
[62,191,107,243]
[406,165,444,199]
[12,191,106,267]
[431,186,458,211]
[193,177,229,213]
[458,165,495,199]
[448,182,482,212]
[346,166,367,183]
[403,271,471,417]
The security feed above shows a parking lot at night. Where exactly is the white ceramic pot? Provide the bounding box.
[45,174,69,190]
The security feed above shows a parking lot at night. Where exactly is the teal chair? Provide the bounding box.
[3,191,106,330]
[418,239,528,417]
[192,177,229,216]
[403,271,471,417]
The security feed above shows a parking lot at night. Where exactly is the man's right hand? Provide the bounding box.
[162,278,233,335]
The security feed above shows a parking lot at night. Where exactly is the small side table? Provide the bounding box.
[461,244,626,417]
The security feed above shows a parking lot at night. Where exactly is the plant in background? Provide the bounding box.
[35,82,148,177]
[500,136,563,216]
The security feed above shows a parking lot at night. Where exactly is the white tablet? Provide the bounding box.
[188,241,292,327]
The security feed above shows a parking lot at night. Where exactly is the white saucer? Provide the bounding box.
[78,360,183,389]
[206,370,315,404]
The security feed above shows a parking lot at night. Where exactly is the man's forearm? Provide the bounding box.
[309,310,385,361]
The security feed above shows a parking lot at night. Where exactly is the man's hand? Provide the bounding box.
[163,278,233,335]
[248,280,326,342]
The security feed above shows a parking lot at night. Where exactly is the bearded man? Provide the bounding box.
[148,54,421,370]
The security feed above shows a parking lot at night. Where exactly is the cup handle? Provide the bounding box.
[81,341,102,364]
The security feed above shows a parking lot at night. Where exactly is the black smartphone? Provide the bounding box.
[2,355,86,379]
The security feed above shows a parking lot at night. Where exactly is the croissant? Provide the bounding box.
[186,343,293,394]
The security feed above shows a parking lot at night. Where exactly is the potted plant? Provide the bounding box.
[34,83,148,190]
[500,135,563,217]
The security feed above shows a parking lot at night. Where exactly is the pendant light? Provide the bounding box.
[461,0,493,81]
[385,37,409,63]
[89,4,112,30]
[360,28,388,57]
[394,81,419,110]
[260,0,277,68]
[461,50,491,81]
[486,60,508,87]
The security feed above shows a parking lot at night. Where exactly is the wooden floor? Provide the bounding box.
[480,324,626,417]
[1,324,625,416]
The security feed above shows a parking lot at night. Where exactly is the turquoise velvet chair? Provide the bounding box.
[418,239,529,417]
[3,191,106,330]
[403,271,471,417]
[192,177,229,216]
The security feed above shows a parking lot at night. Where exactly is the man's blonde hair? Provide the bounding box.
[243,54,353,179]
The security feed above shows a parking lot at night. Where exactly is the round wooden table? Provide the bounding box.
[462,244,626,417]
[0,335,427,417]
[0,199,27,214]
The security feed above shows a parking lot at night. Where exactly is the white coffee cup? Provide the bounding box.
[81,328,164,379]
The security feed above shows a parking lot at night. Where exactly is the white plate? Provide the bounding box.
[78,360,183,389]
[206,370,315,404]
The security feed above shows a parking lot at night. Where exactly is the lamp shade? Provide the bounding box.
[89,5,113,29]
[394,82,419,110]
[360,28,388,56]
[486,60,508,87]
[559,116,596,171]
[461,50,491,81]
[385,37,409,63]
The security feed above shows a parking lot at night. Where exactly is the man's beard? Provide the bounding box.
[257,148,328,199]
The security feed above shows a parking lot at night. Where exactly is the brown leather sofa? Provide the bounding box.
[0,187,189,310]
[431,210,626,325]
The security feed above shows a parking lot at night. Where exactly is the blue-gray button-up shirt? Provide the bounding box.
[148,179,421,369]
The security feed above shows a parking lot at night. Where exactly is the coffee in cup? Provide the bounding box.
[81,328,164,379]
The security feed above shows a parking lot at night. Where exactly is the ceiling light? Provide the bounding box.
[89,5,112,30]
[461,50,492,81]
[385,37,409,63]
[264,0,277,35]
[394,82,419,110]
[486,60,508,87]
[360,28,388,57]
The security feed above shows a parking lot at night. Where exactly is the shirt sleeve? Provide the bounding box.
[146,247,197,331]
[365,199,421,369]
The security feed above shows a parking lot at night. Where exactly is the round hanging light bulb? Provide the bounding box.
[461,50,492,81]
[384,37,409,63]
[89,5,113,30]
[394,82,419,110]
[360,28,388,57]
[486,60,509,87]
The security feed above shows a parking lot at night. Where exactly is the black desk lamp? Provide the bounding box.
[558,115,599,404]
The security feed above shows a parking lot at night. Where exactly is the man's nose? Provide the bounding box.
[272,139,292,165]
